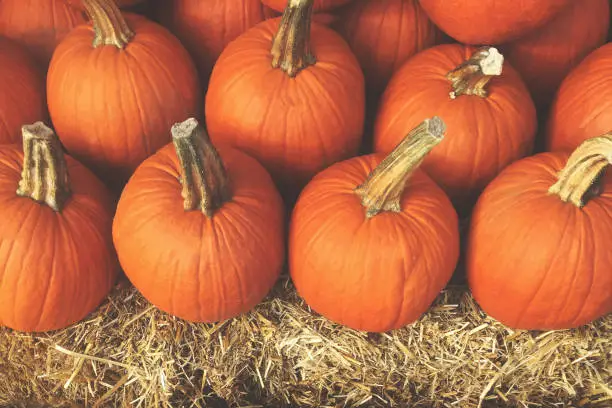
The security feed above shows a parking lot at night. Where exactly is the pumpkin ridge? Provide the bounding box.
[32,215,58,330]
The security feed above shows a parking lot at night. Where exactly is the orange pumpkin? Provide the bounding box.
[113,118,285,323]
[262,0,353,13]
[47,0,201,192]
[290,117,459,332]
[501,0,609,108]
[547,43,612,153]
[0,37,47,145]
[0,122,118,333]
[205,0,365,201]
[374,45,537,213]
[467,135,612,330]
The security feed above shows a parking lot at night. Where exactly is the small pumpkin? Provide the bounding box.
[290,117,459,332]
[113,118,285,323]
[206,0,365,201]
[467,135,612,330]
[374,45,536,213]
[47,0,201,192]
[262,0,353,13]
[0,37,47,145]
[0,122,118,333]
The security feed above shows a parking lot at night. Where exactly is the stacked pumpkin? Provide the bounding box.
[0,0,609,339]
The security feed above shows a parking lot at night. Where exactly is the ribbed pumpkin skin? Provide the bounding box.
[290,154,459,332]
[547,44,612,153]
[262,0,353,12]
[113,144,285,323]
[0,0,86,66]
[0,146,118,333]
[0,38,47,145]
[418,0,572,44]
[332,0,438,95]
[501,0,609,108]
[47,14,201,191]
[373,44,537,211]
[205,19,365,197]
[467,153,612,330]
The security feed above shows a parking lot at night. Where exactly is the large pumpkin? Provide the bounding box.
[374,45,537,213]
[206,0,365,201]
[47,0,201,192]
[290,117,459,332]
[467,135,612,330]
[113,118,285,323]
[418,0,572,45]
[0,37,47,145]
[262,0,353,13]
[547,43,612,153]
[0,122,118,333]
[501,0,609,108]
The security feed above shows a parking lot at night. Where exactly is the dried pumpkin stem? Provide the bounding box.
[82,0,134,48]
[171,118,231,217]
[548,134,612,207]
[270,0,316,77]
[355,117,446,218]
[446,47,504,99]
[17,122,71,212]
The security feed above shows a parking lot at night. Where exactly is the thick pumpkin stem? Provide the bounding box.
[82,0,134,48]
[17,122,71,212]
[548,134,612,207]
[171,118,231,217]
[355,117,446,218]
[270,0,316,77]
[446,47,504,99]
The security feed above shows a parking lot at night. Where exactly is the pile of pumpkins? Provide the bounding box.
[0,0,610,335]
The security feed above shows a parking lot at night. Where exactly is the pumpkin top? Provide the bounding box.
[82,0,134,48]
[446,47,503,100]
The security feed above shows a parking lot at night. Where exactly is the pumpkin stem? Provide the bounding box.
[82,0,134,49]
[171,118,232,217]
[548,134,612,207]
[270,0,316,77]
[355,117,446,218]
[446,47,504,99]
[17,122,71,212]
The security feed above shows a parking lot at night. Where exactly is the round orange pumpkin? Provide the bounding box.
[47,0,201,192]
[113,118,285,323]
[0,122,118,333]
[0,37,47,145]
[467,135,612,330]
[262,0,352,13]
[374,45,537,213]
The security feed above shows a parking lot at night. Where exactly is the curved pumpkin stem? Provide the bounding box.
[355,117,446,218]
[83,0,134,48]
[17,122,71,212]
[171,118,231,217]
[548,134,612,207]
[446,47,503,99]
[271,0,316,77]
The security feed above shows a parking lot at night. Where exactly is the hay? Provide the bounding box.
[1,275,610,408]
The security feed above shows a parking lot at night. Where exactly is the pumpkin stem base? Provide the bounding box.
[271,0,315,77]
[83,0,134,49]
[447,47,503,99]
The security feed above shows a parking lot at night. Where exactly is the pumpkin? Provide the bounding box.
[262,0,353,13]
[418,0,572,45]
[332,0,439,96]
[0,122,118,333]
[113,118,285,323]
[290,117,459,332]
[205,0,365,201]
[547,43,612,153]
[0,0,87,67]
[0,37,47,145]
[67,0,147,8]
[373,45,537,214]
[47,0,201,192]
[467,135,612,330]
[500,0,609,108]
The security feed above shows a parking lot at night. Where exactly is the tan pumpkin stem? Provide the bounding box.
[446,47,504,99]
[17,122,71,212]
[271,0,316,77]
[83,0,134,48]
[548,134,612,207]
[171,118,231,217]
[355,117,446,218]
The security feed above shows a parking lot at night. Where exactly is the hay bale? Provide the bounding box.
[1,276,610,408]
